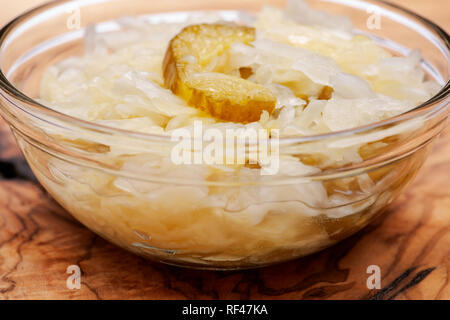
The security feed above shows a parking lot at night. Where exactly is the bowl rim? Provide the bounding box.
[0,0,449,144]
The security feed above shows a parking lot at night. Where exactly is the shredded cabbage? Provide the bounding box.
[35,0,440,263]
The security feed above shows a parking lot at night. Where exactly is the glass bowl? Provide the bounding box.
[0,0,448,270]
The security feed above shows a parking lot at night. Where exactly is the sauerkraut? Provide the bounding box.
[34,0,440,266]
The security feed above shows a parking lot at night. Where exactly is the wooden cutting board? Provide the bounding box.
[0,0,448,300]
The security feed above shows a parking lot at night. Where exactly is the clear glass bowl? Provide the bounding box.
[0,0,449,270]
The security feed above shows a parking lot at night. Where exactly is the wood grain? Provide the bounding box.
[0,0,449,300]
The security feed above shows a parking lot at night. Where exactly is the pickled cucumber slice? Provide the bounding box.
[163,24,276,123]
